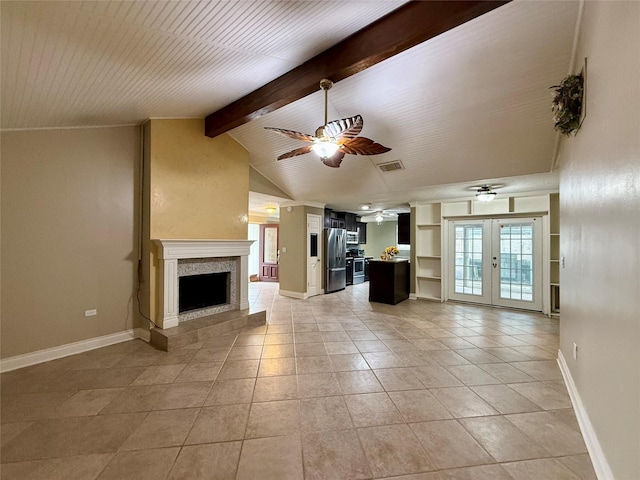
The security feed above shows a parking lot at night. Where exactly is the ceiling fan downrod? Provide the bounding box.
[319,79,333,125]
[318,78,333,131]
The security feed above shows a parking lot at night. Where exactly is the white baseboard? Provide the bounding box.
[409,293,417,300]
[1,329,148,373]
[278,289,308,299]
[557,350,614,480]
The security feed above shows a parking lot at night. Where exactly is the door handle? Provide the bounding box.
[492,256,497,268]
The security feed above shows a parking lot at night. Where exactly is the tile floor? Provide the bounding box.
[1,282,597,479]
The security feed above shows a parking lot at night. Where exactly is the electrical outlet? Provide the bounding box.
[84,309,97,317]
[561,256,566,268]
[573,342,578,360]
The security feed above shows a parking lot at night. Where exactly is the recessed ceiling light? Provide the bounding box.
[265,206,277,214]
[361,204,370,210]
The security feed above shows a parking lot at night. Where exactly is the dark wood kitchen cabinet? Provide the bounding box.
[345,213,357,232]
[324,208,332,229]
[330,217,345,229]
[357,222,367,244]
[397,212,410,245]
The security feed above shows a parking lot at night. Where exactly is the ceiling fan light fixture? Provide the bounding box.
[361,204,370,210]
[265,78,390,168]
[375,212,384,223]
[311,138,339,159]
[476,185,497,202]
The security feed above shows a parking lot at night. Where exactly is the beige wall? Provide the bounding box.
[142,119,250,322]
[362,221,397,259]
[558,2,639,478]
[249,165,291,199]
[278,205,323,294]
[1,126,141,358]
[148,119,249,239]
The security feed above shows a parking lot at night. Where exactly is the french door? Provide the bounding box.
[448,218,542,310]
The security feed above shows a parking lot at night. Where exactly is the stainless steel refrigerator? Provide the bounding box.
[325,228,346,293]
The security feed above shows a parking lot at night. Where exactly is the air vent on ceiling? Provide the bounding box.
[376,160,405,172]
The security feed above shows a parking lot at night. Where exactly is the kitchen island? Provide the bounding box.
[368,258,410,305]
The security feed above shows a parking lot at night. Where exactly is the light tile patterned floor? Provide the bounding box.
[0,282,597,479]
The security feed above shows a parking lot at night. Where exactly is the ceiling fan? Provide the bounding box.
[361,209,401,223]
[468,184,504,202]
[264,79,391,168]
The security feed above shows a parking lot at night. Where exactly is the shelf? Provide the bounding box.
[416,294,442,302]
[415,203,441,225]
[415,203,443,302]
[550,282,560,286]
[550,233,560,236]
[550,283,560,316]
[551,259,560,263]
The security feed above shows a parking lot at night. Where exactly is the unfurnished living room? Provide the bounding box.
[1,1,638,479]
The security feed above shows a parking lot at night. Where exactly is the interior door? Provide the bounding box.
[448,217,542,311]
[259,224,279,282]
[307,214,322,296]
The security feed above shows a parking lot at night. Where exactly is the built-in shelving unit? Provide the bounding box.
[549,193,560,316]
[414,203,442,301]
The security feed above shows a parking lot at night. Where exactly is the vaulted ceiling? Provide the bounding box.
[1,1,580,213]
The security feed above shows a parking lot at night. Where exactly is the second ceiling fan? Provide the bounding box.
[265,79,391,168]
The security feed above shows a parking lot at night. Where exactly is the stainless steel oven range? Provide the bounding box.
[352,257,365,284]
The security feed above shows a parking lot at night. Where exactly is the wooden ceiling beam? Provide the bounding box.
[205,0,509,138]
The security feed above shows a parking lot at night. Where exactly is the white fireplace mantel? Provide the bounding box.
[153,239,254,329]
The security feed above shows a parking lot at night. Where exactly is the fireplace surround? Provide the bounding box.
[153,239,253,329]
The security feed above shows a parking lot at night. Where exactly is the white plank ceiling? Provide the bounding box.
[1,1,580,213]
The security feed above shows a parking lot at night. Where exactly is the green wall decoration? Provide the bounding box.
[550,59,587,136]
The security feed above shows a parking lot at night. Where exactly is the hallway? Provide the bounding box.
[1,282,596,479]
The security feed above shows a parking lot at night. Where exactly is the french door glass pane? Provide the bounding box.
[499,223,533,301]
[454,225,483,296]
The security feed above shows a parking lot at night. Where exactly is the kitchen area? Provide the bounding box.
[324,208,411,302]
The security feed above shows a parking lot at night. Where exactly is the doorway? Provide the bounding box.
[448,217,542,311]
[259,224,279,282]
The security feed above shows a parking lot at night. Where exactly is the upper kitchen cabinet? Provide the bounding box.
[325,209,346,229]
[397,213,411,245]
[325,209,358,231]
[324,208,332,229]
[345,213,358,232]
[357,222,367,244]
[331,217,346,229]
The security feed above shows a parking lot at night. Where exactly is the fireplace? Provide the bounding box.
[153,239,254,329]
[179,272,229,313]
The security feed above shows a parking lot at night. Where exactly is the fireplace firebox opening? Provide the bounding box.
[179,272,230,313]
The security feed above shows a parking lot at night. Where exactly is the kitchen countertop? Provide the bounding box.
[369,258,409,262]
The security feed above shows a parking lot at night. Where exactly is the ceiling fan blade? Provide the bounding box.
[340,136,391,155]
[277,145,313,160]
[321,151,345,168]
[264,126,316,142]
[324,115,363,139]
